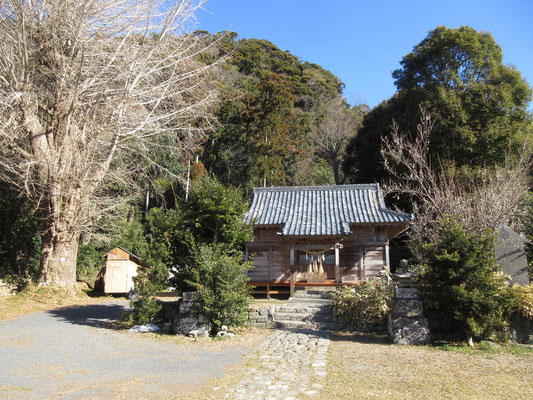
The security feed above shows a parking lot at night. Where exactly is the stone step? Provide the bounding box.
[293,293,331,299]
[276,305,331,314]
[273,312,334,322]
[268,298,337,330]
[273,320,339,330]
[293,287,336,299]
[274,312,314,322]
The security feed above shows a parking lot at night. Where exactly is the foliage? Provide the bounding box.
[183,177,253,251]
[123,177,252,324]
[169,177,253,290]
[201,35,354,190]
[343,25,532,184]
[77,216,151,283]
[331,278,393,329]
[187,244,253,334]
[416,218,516,341]
[126,262,169,325]
[519,193,533,281]
[0,183,41,281]
[510,284,533,320]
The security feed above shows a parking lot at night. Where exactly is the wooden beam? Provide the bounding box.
[335,243,341,288]
[290,245,295,297]
[246,240,389,248]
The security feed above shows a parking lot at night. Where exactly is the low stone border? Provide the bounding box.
[248,304,284,328]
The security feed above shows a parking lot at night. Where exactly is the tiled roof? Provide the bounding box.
[246,184,412,237]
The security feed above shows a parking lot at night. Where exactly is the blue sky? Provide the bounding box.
[194,0,533,108]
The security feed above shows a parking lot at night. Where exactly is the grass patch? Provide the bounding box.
[0,385,33,393]
[321,331,533,400]
[433,341,533,357]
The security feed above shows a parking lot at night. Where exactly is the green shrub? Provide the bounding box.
[416,217,516,342]
[331,278,393,329]
[126,263,168,325]
[186,244,253,334]
[511,284,533,320]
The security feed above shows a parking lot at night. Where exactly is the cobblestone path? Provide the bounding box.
[223,328,330,400]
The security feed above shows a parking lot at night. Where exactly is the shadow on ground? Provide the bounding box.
[46,302,131,330]
[329,331,389,344]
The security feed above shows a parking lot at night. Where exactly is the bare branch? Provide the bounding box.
[0,0,220,286]
[381,107,531,255]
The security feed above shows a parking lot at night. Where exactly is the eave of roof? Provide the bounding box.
[246,184,412,237]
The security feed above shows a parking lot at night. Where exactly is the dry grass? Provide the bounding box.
[0,285,114,321]
[125,326,270,351]
[321,332,533,400]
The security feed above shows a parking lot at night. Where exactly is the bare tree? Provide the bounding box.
[313,99,363,184]
[0,0,220,287]
[382,107,531,254]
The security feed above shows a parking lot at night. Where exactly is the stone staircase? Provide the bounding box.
[292,286,335,299]
[272,298,338,330]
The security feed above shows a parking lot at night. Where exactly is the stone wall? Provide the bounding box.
[170,292,210,337]
[388,271,431,345]
[248,305,283,328]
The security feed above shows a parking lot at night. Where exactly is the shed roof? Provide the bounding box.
[246,184,412,237]
[105,247,141,265]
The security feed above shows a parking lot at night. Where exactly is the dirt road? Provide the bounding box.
[0,301,253,399]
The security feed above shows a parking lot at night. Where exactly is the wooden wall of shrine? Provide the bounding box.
[246,225,391,285]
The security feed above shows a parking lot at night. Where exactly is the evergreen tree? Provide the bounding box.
[343,26,532,184]
[417,218,515,342]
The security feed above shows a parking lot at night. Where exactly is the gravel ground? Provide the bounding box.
[0,301,251,399]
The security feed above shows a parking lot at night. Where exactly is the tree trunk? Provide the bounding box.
[37,229,80,287]
[333,160,342,185]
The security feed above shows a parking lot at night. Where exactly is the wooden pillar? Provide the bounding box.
[334,244,340,288]
[359,247,365,280]
[268,246,273,299]
[290,245,295,297]
[384,242,390,272]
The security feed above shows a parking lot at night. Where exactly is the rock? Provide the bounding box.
[127,289,139,300]
[181,291,196,301]
[128,324,160,333]
[388,315,431,345]
[391,299,424,317]
[216,330,235,338]
[162,322,173,332]
[395,287,419,299]
[188,328,208,338]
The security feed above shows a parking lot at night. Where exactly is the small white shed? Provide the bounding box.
[103,247,140,294]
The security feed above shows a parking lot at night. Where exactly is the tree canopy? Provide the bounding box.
[343,26,532,184]
[200,35,356,191]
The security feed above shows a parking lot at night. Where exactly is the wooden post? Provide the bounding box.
[290,245,295,297]
[359,247,365,280]
[268,246,273,299]
[335,243,342,288]
[385,243,390,272]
